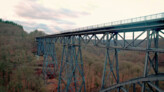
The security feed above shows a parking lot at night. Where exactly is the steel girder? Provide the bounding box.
[100,74,164,92]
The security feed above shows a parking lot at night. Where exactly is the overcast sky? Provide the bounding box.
[0,0,164,34]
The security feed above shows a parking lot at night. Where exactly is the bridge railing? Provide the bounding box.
[64,12,164,33]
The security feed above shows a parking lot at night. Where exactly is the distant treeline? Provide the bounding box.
[0,18,23,28]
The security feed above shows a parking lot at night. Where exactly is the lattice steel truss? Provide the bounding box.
[36,13,164,92]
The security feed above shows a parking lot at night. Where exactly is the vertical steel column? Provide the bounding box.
[101,33,109,89]
[133,31,135,46]
[78,35,86,92]
[42,38,47,84]
[94,34,96,46]
[52,38,58,73]
[72,36,77,92]
[154,30,159,88]
[124,32,125,47]
[58,37,66,92]
[114,33,120,92]
[142,30,151,92]
[66,36,72,92]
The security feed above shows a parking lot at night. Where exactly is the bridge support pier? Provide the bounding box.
[142,29,160,92]
[101,33,120,91]
[42,38,58,83]
[57,36,86,92]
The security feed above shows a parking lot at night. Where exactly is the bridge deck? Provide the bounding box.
[37,12,164,38]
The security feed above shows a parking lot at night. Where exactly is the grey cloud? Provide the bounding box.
[15,1,89,25]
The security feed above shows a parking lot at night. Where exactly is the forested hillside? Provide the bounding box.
[0,19,47,92]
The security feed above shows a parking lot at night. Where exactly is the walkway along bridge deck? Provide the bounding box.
[36,12,164,92]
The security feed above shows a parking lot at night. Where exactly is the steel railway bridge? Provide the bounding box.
[36,12,164,92]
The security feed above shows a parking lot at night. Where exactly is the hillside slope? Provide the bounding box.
[0,19,47,92]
